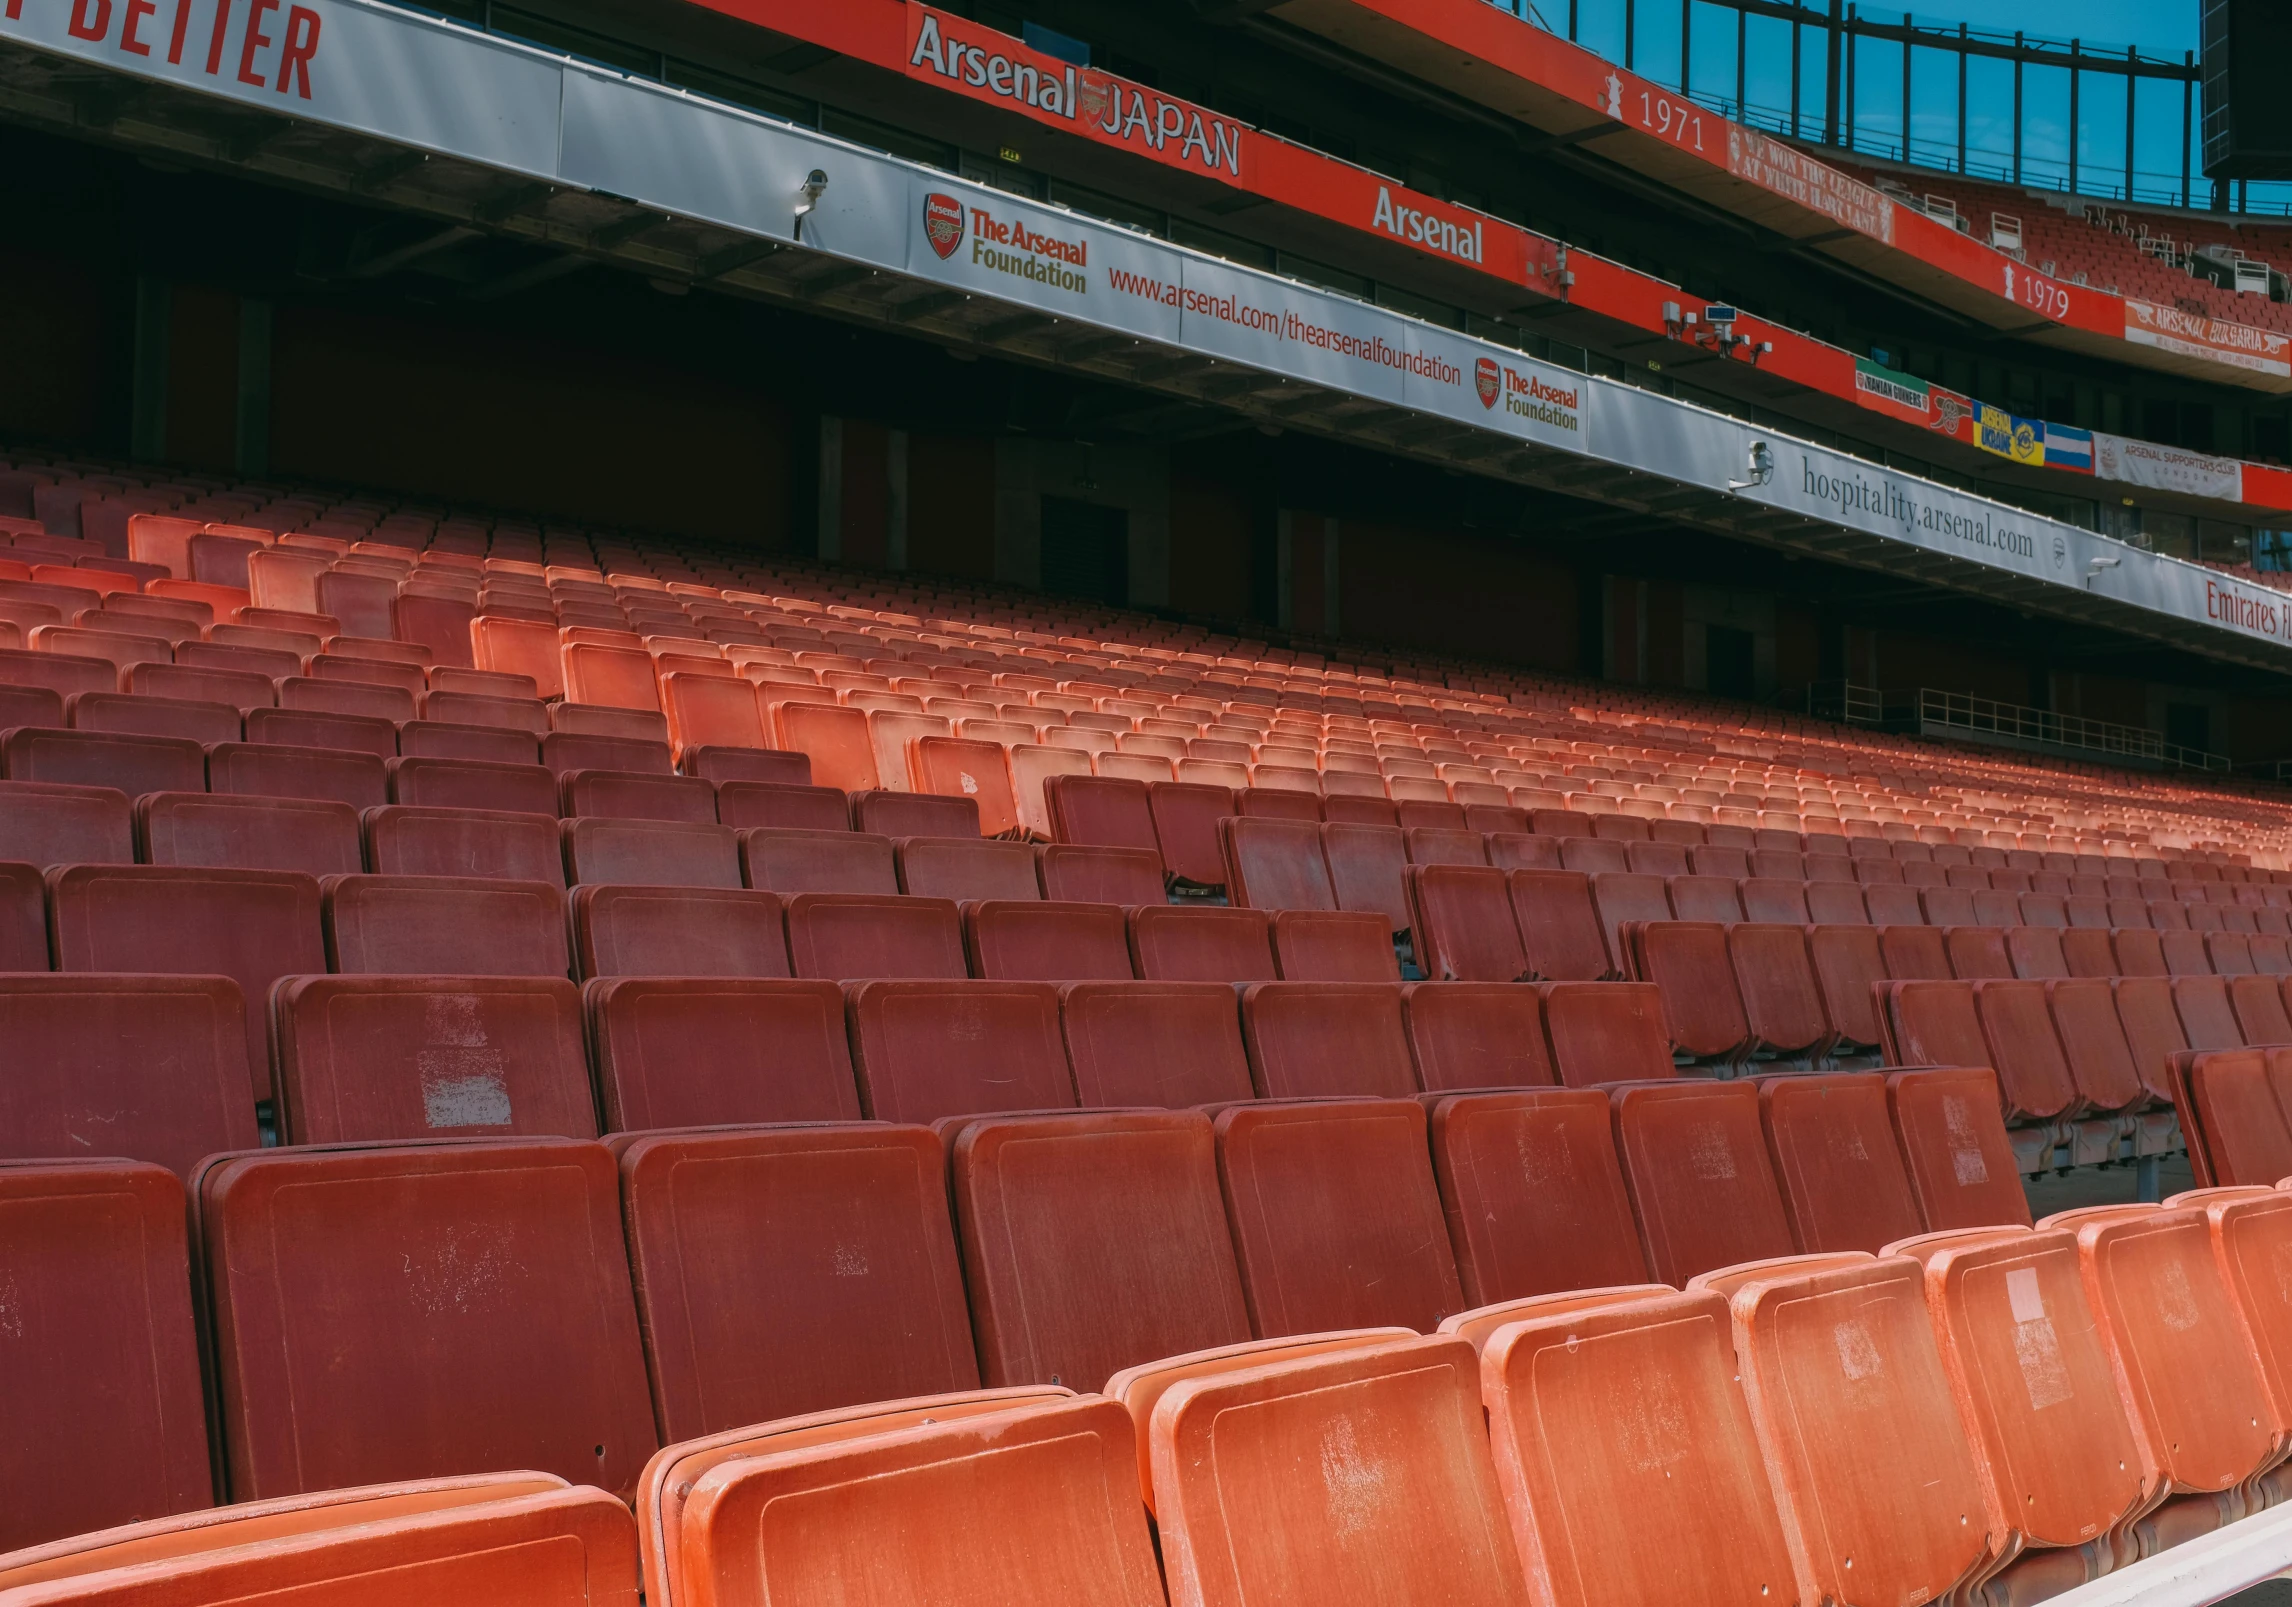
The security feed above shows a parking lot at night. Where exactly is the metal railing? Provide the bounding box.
[1915,689,2231,771]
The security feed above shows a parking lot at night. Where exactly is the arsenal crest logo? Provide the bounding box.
[923,193,965,260]
[1474,357,1500,409]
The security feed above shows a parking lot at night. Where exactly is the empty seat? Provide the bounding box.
[2049,1204,2281,1546]
[908,737,1019,836]
[1396,981,1554,1092]
[664,1394,1159,1607]
[127,790,357,878]
[951,1110,1252,1390]
[210,741,389,809]
[1626,921,1749,1062]
[388,755,558,817]
[396,720,538,766]
[1322,822,1412,934]
[0,778,132,865]
[2174,1047,2292,1187]
[659,672,766,762]
[1410,864,1527,981]
[1148,781,1232,888]
[1506,867,1613,980]
[559,768,714,823]
[854,790,981,840]
[896,836,1040,901]
[1045,773,1160,859]
[1539,980,1674,1085]
[1943,925,2013,979]
[1238,981,1416,1099]
[1267,908,1398,981]
[1798,924,1883,1050]
[1128,904,1277,982]
[740,827,897,895]
[1057,980,1255,1107]
[541,731,674,779]
[2228,971,2292,1044]
[1738,877,1811,925]
[2045,978,2149,1143]
[245,705,398,760]
[561,817,741,889]
[965,899,1134,981]
[0,1160,211,1552]
[715,780,851,832]
[585,976,858,1130]
[845,978,1071,1122]
[49,863,324,1102]
[1609,1080,1796,1283]
[1901,1226,2152,1595]
[1667,873,1745,923]
[364,803,563,883]
[1145,1336,1522,1607]
[199,1139,658,1498]
[1211,1098,1464,1335]
[1758,1071,1924,1251]
[0,976,258,1181]
[1037,841,1163,905]
[1,726,203,796]
[69,689,241,745]
[1971,978,2081,1124]
[2113,976,2190,1106]
[1712,1257,1990,1607]
[570,884,789,980]
[614,1123,977,1439]
[1886,1067,2034,1230]
[785,893,966,981]
[1477,1288,1800,1607]
[2175,973,2247,1052]
[321,874,569,976]
[1426,1088,1649,1304]
[1862,882,1925,925]
[1219,816,1336,911]
[273,976,595,1144]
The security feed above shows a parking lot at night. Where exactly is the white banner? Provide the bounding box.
[2,0,2288,661]
[2092,433,2247,503]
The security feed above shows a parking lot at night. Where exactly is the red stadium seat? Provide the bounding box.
[199,1138,658,1498]
[133,790,360,877]
[49,863,324,1102]
[1409,864,1527,981]
[69,689,241,745]
[363,804,562,883]
[1045,773,1160,859]
[397,719,538,766]
[562,817,742,888]
[585,976,858,1129]
[1321,821,1412,934]
[1758,1071,1923,1251]
[0,778,133,864]
[1539,980,1674,1086]
[1219,815,1336,911]
[1128,904,1277,982]
[1238,981,1416,1099]
[2174,1050,2292,1187]
[1211,1097,1464,1335]
[1037,842,1164,905]
[541,731,675,778]
[0,976,258,1180]
[950,1110,1252,1390]
[0,1160,211,1552]
[613,1123,976,1438]
[845,978,1072,1122]
[1,726,203,795]
[683,745,811,785]
[1398,980,1553,1091]
[570,884,789,979]
[784,892,966,980]
[715,780,852,832]
[1738,877,1811,925]
[210,741,390,809]
[1426,1087,1648,1303]
[559,768,714,822]
[965,899,1135,981]
[1506,867,1613,980]
[387,754,558,817]
[1057,980,1256,1107]
[1608,1079,1795,1283]
[321,873,570,977]
[854,789,981,840]
[245,705,399,760]
[1885,1067,2034,1230]
[273,975,595,1144]
[896,836,1040,901]
[740,827,896,894]
[1268,908,1398,980]
[1148,781,1233,889]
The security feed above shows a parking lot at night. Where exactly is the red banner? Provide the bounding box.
[2123,299,2292,379]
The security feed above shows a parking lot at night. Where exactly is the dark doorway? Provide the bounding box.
[1040,496,1129,605]
[1706,625,1756,700]
[2165,701,2212,755]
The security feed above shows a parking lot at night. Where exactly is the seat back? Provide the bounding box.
[569,885,788,980]
[1398,980,1555,1092]
[585,976,858,1130]
[1238,981,1415,1100]
[1610,1080,1796,1284]
[1885,1068,2034,1230]
[1758,1072,1923,1252]
[1057,980,1256,1107]
[1427,1088,1649,1305]
[845,979,1072,1123]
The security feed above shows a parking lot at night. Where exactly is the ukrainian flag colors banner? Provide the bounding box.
[1976,404,2044,466]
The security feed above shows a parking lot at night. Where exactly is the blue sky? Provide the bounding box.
[1556,0,2254,210]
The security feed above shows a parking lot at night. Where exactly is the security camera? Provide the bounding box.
[1728,440,1773,491]
[794,169,828,239]
[2086,556,2121,573]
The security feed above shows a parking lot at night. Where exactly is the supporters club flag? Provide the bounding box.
[2045,425,2094,475]
[1977,404,2045,468]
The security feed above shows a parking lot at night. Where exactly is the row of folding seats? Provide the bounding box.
[633,1196,2292,1607]
[0,963,1681,1166]
[0,1065,2031,1551]
[1880,971,2292,1165]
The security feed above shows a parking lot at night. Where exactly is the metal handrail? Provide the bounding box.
[1914,688,2231,772]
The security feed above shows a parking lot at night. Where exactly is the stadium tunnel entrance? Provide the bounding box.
[12,105,2292,768]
